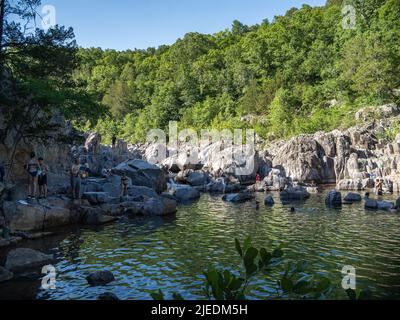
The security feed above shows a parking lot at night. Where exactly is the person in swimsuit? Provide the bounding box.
[26,152,39,199]
[375,178,383,196]
[120,173,129,197]
[70,158,82,200]
[38,157,49,199]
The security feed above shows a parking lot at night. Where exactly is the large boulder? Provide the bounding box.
[222,192,254,203]
[6,200,72,232]
[280,186,310,201]
[86,271,115,286]
[112,160,167,194]
[85,132,102,154]
[272,135,327,183]
[186,171,211,187]
[172,186,200,202]
[83,192,109,205]
[325,190,342,208]
[5,248,53,272]
[140,197,177,216]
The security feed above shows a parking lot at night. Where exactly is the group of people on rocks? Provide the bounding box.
[23,150,128,200]
[25,152,49,199]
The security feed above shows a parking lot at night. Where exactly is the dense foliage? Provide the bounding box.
[73,0,400,144]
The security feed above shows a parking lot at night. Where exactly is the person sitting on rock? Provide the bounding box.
[70,158,82,200]
[120,173,129,197]
[26,152,39,199]
[37,157,49,199]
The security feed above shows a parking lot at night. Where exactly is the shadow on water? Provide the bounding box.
[1,190,400,300]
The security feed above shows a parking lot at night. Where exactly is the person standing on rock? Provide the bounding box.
[256,173,261,187]
[112,135,117,149]
[37,157,49,199]
[70,158,82,200]
[120,173,129,197]
[26,152,39,199]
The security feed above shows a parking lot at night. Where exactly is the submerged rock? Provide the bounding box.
[280,186,310,201]
[186,171,211,187]
[365,199,395,211]
[264,195,275,207]
[172,186,200,202]
[222,192,254,203]
[86,271,115,286]
[98,292,119,300]
[325,190,342,208]
[365,199,378,210]
[344,193,362,203]
[5,248,53,273]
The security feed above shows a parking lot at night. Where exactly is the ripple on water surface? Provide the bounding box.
[1,191,400,300]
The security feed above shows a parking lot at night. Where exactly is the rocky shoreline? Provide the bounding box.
[1,103,400,283]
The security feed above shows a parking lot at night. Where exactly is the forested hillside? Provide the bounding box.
[3,0,399,146]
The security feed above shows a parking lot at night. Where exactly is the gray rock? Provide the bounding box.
[377,201,395,211]
[0,266,13,283]
[186,171,211,187]
[365,199,378,210]
[86,271,115,286]
[222,192,254,203]
[280,186,311,201]
[396,197,400,209]
[141,198,170,216]
[98,292,119,300]
[128,186,158,199]
[325,190,342,208]
[83,192,109,205]
[264,195,275,206]
[344,193,362,203]
[173,186,200,202]
[6,200,72,232]
[5,248,53,272]
[112,159,167,194]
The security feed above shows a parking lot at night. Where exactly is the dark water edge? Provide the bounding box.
[1,190,400,300]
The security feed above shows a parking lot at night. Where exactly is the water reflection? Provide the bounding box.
[1,191,400,300]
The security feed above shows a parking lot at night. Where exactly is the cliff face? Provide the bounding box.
[262,104,400,192]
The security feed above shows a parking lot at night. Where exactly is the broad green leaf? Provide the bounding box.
[235,238,243,258]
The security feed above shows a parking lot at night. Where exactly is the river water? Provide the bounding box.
[1,191,400,300]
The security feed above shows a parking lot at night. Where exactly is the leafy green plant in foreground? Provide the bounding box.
[151,237,371,300]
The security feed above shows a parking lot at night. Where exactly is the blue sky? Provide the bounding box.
[43,0,326,50]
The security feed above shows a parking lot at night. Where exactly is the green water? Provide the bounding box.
[1,191,400,300]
